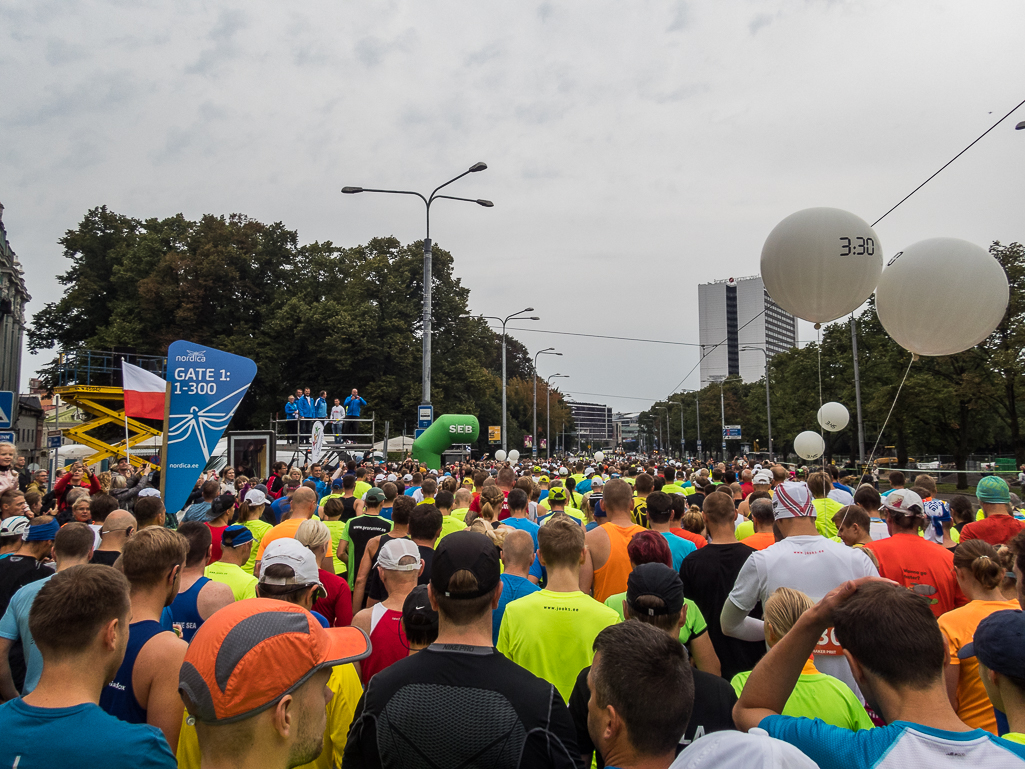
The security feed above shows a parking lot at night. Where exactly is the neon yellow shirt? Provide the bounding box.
[240,519,272,575]
[497,589,619,703]
[539,507,587,526]
[322,519,349,576]
[354,481,372,499]
[204,561,257,601]
[661,483,685,495]
[451,507,470,522]
[1003,733,1025,745]
[436,514,468,545]
[603,591,707,644]
[735,520,755,541]
[731,660,873,731]
[812,497,844,539]
[176,663,363,769]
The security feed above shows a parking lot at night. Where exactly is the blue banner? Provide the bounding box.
[164,341,257,515]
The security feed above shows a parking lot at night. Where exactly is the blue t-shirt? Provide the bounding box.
[404,486,420,497]
[380,505,394,522]
[0,574,54,694]
[0,698,176,768]
[181,501,212,523]
[761,715,1025,768]
[270,496,291,523]
[493,573,540,644]
[528,554,547,587]
[661,531,697,571]
[502,516,540,550]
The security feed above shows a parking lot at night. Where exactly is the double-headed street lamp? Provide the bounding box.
[341,162,492,408]
[739,346,773,461]
[533,348,562,457]
[655,405,670,456]
[472,309,540,452]
[546,373,568,459]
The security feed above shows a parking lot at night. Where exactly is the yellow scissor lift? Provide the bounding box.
[54,385,163,470]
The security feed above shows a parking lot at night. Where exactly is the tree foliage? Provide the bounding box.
[29,207,574,452]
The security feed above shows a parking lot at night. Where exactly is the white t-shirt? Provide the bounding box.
[728,534,878,694]
[330,405,344,422]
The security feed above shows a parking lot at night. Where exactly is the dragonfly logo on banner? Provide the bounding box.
[164,340,257,516]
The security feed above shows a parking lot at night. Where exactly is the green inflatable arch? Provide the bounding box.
[411,415,480,470]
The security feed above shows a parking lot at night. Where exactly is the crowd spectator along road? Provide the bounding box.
[3,438,1025,768]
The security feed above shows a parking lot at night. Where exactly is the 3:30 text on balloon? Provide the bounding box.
[839,237,875,257]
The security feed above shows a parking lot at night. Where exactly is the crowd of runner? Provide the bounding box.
[3,438,1025,767]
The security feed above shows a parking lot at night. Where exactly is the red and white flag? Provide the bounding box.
[122,361,166,420]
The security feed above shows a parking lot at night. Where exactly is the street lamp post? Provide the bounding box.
[655,405,669,457]
[740,346,773,461]
[546,374,568,460]
[710,375,727,460]
[533,349,562,458]
[477,309,540,452]
[341,162,492,409]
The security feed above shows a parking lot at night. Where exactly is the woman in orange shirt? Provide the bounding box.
[938,539,1021,733]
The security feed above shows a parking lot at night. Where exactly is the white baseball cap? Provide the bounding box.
[753,470,772,485]
[259,538,325,597]
[387,474,397,482]
[670,727,818,769]
[378,538,422,572]
[0,516,30,538]
[559,467,569,476]
[403,474,414,482]
[375,474,386,483]
[585,467,596,476]
[244,489,269,506]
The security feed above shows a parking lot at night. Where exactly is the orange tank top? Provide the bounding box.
[593,522,647,603]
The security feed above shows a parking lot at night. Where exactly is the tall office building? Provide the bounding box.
[567,401,613,450]
[698,275,796,387]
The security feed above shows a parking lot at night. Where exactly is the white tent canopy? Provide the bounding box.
[374,435,414,453]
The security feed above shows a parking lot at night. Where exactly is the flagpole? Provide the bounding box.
[121,358,131,467]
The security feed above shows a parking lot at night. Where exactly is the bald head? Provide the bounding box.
[290,486,318,518]
[100,509,137,545]
[501,529,535,570]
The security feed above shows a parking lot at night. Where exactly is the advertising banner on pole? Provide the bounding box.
[310,421,326,463]
[540,438,547,450]
[488,426,501,444]
[523,434,533,449]
[163,341,257,516]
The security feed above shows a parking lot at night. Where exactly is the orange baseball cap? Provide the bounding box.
[178,599,370,724]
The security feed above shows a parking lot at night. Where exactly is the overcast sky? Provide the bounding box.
[3,0,1023,417]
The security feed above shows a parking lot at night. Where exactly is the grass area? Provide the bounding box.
[936,483,976,495]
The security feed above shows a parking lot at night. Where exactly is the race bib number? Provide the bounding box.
[814,626,843,656]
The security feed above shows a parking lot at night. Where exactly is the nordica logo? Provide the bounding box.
[176,349,207,362]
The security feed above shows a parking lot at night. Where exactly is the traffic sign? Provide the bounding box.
[414,428,427,439]
[0,431,14,444]
[417,404,433,430]
[47,435,62,449]
[0,392,14,429]
[723,425,742,440]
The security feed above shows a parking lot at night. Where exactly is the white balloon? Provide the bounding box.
[508,450,520,462]
[875,238,1009,357]
[817,402,850,432]
[794,431,825,461]
[494,450,507,462]
[761,208,883,324]
[594,451,605,462]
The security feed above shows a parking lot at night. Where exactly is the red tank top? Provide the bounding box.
[362,604,408,684]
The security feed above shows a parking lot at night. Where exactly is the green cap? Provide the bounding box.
[977,475,1011,504]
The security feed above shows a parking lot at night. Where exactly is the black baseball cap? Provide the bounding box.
[627,563,685,617]
[402,585,439,633]
[958,609,1025,679]
[431,531,501,599]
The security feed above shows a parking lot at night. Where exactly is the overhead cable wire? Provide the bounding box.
[871,96,1025,227]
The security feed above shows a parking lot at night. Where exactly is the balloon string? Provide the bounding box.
[865,354,917,470]
[818,327,825,473]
